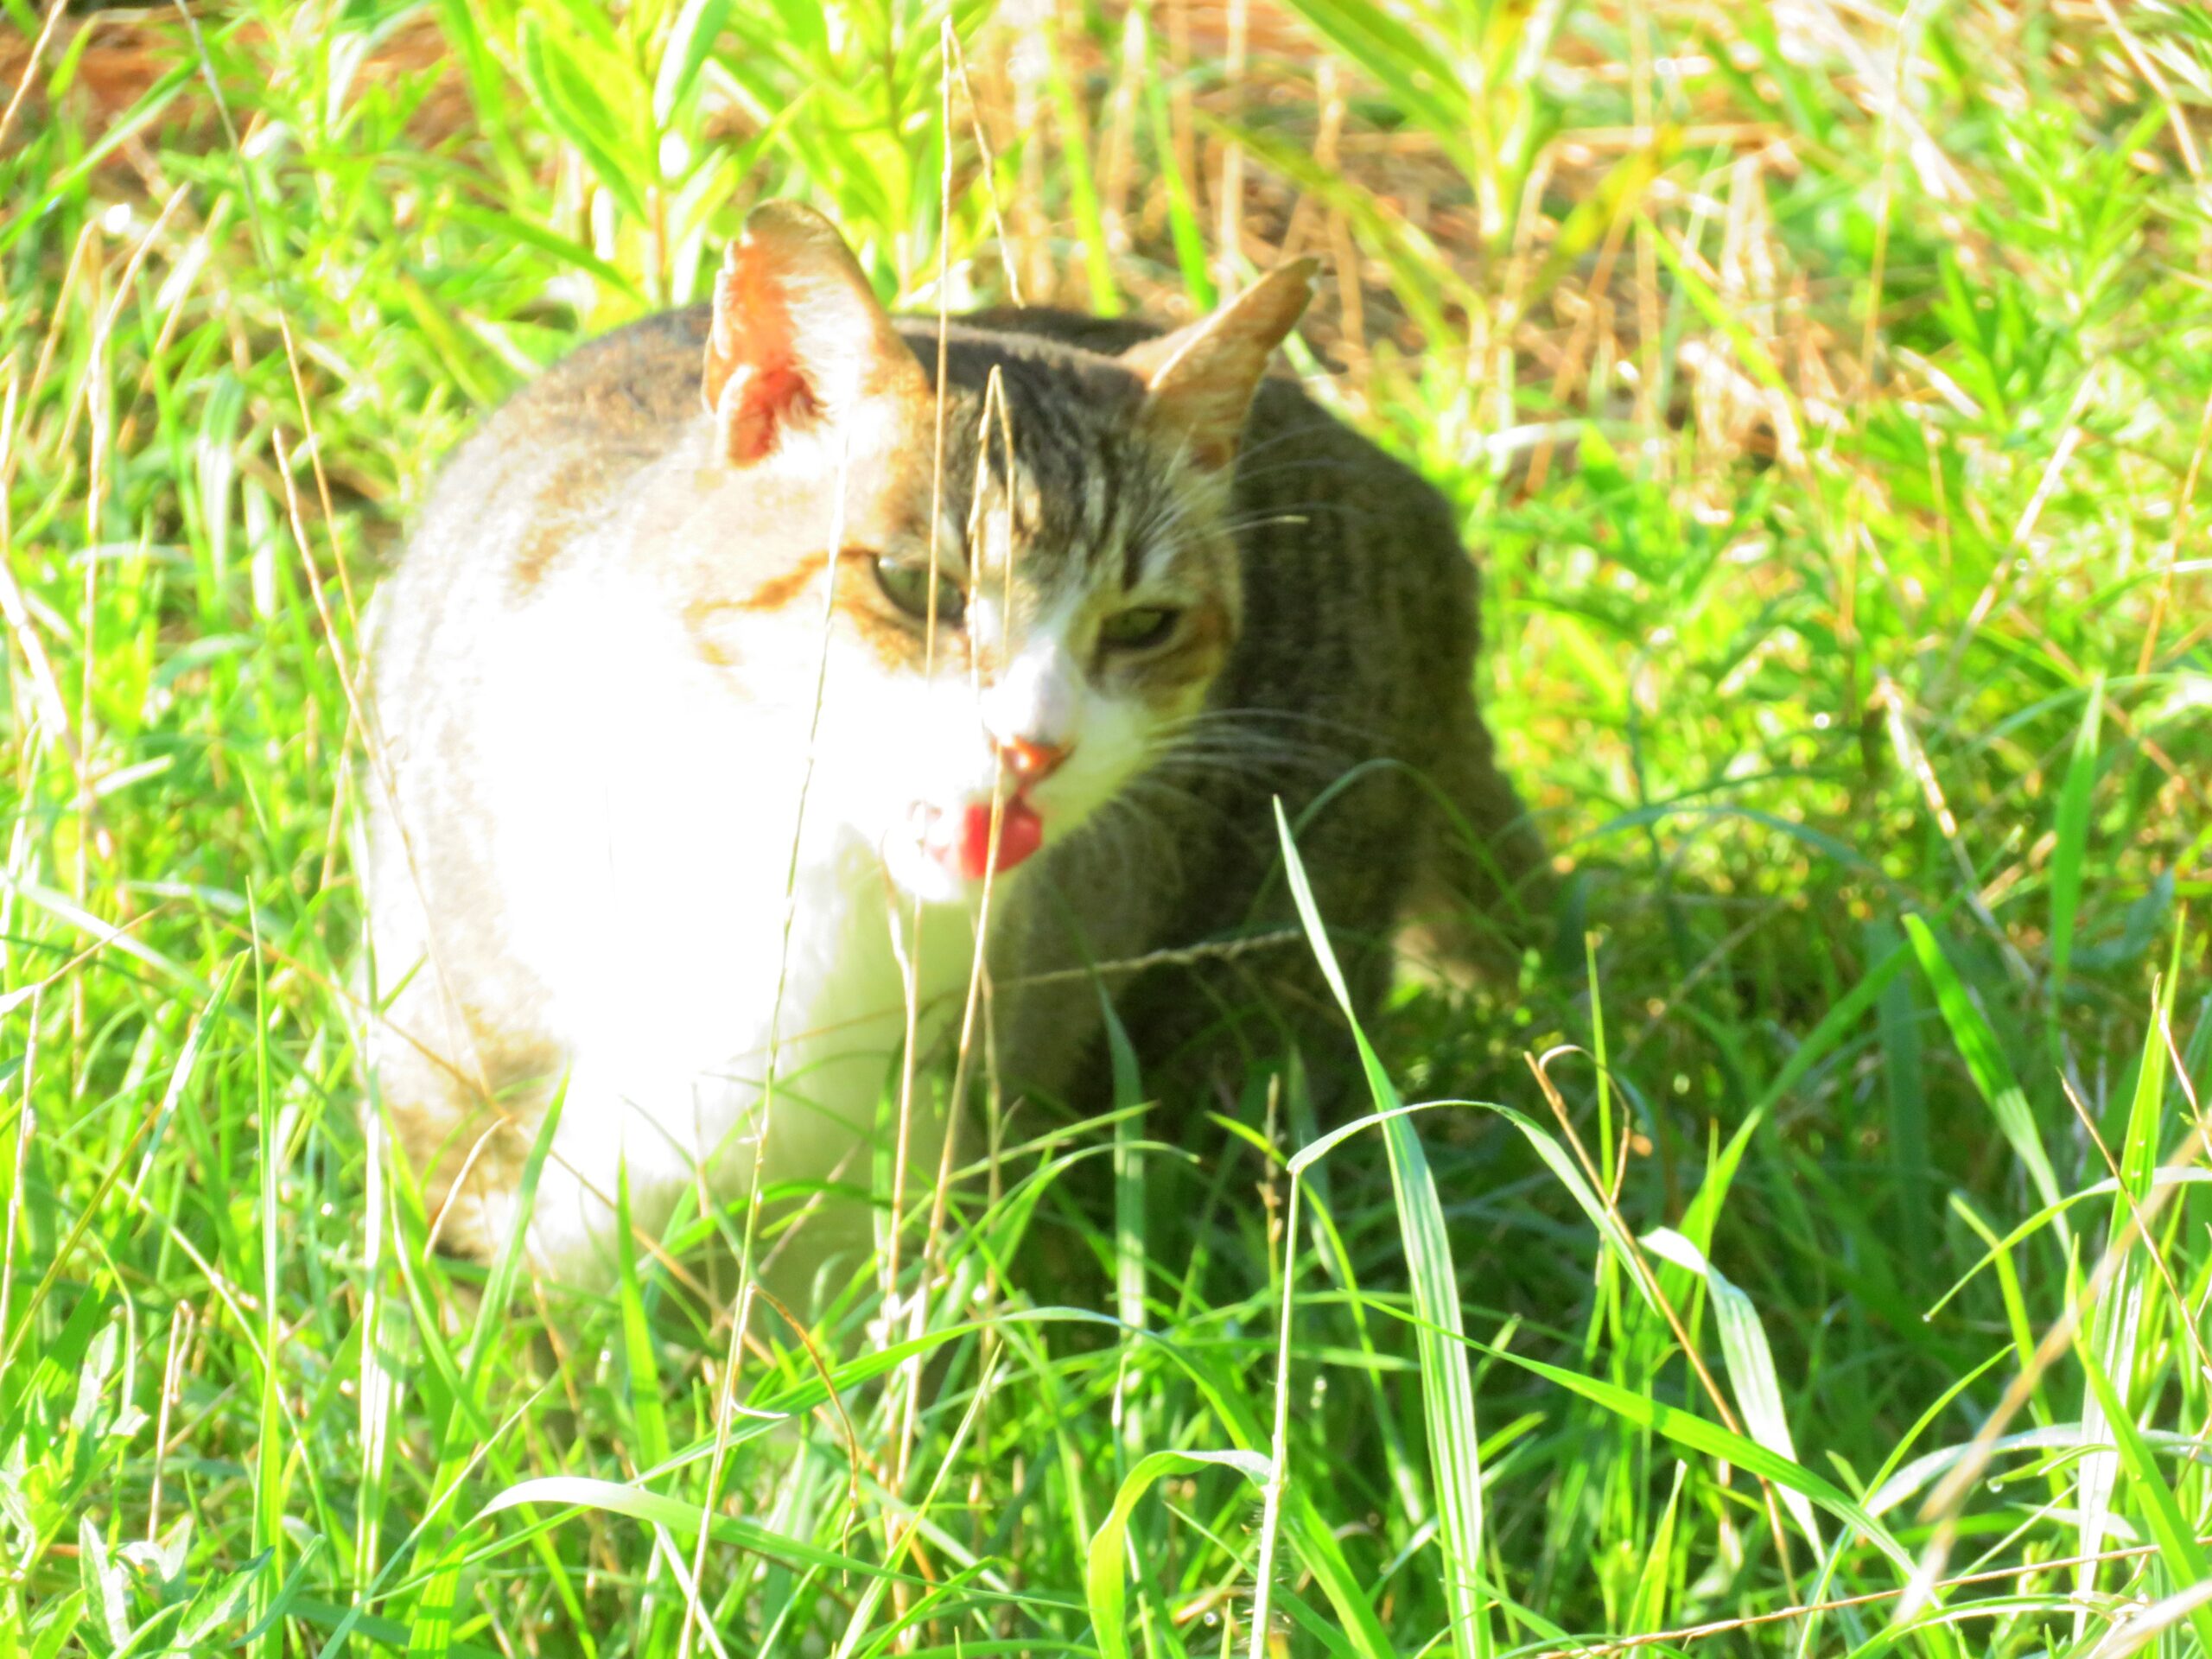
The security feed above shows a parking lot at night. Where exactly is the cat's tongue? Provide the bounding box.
[943,795,1044,882]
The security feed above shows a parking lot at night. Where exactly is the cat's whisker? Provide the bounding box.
[1162,704,1389,747]
[1118,771,1268,835]
[1148,725,1363,772]
[1212,424,1355,472]
[1153,725,1349,763]
[1209,511,1317,537]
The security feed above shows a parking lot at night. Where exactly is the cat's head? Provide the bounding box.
[679,202,1313,904]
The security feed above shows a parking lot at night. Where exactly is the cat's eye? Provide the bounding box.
[1098,606,1179,651]
[874,556,966,626]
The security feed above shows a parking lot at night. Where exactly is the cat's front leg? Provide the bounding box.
[465,1050,732,1288]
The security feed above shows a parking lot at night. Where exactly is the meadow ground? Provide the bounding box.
[3,1,2210,1654]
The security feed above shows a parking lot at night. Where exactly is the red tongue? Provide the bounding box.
[953,796,1044,881]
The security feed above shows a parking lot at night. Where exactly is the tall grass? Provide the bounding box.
[3,0,2209,1654]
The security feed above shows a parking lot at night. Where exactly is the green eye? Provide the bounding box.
[1098,606,1179,650]
[873,556,966,626]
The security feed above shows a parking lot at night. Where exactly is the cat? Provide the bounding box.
[360,200,1544,1292]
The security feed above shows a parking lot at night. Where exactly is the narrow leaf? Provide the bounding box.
[1277,800,1491,1659]
[1084,1450,1271,1659]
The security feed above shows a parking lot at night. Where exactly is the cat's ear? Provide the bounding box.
[1121,259,1318,470]
[702,202,929,467]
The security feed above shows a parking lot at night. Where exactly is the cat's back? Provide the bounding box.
[370,306,720,756]
[394,307,711,585]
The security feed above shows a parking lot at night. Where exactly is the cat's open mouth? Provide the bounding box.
[915,792,1046,884]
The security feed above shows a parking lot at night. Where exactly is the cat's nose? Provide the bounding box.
[997,734,1071,784]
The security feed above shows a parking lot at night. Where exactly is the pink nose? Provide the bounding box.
[997,735,1071,783]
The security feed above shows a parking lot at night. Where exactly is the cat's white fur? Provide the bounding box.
[374,466,1155,1282]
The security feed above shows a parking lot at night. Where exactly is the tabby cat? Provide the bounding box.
[361,201,1541,1287]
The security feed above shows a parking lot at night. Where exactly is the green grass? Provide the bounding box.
[4,0,2212,1654]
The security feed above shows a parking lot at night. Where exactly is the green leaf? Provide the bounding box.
[1084,1450,1270,1659]
[2047,677,2103,996]
[2078,961,2183,1615]
[477,1476,1051,1600]
[1751,929,1913,1120]
[402,1549,461,1659]
[1277,800,1491,1659]
[1642,1229,1823,1557]
[1641,213,1797,406]
[652,0,733,125]
[1268,0,1471,174]
[516,14,648,225]
[614,1163,671,1475]
[231,1537,327,1646]
[79,1517,129,1650]
[1903,916,2066,1224]
[402,1082,567,1653]
[2077,1338,2212,1653]
[441,205,648,303]
[1482,1344,1916,1576]
[1625,1464,1684,1636]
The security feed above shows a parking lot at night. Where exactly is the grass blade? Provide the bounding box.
[2076,961,2180,1623]
[1904,916,2067,1225]
[2076,1337,2212,1652]
[615,1163,672,1476]
[1275,800,1491,1659]
[1478,1344,1916,1576]
[1643,1228,1823,1558]
[2047,677,2104,1001]
[1085,1449,1270,1659]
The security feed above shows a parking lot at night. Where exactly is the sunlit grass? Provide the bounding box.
[3,0,2209,1654]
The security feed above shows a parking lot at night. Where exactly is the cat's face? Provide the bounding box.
[811,415,1243,906]
[679,204,1311,904]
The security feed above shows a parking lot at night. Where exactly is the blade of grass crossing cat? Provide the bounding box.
[466,1079,568,1399]
[357,1047,402,1594]
[1100,986,1149,1463]
[1274,800,1493,1659]
[1094,988,1181,1658]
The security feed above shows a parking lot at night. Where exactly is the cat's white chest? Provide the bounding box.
[467,580,978,1276]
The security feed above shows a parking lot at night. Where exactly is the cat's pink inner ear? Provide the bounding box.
[1122,259,1318,471]
[701,202,926,467]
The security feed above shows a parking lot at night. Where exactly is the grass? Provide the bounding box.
[3,0,2211,1653]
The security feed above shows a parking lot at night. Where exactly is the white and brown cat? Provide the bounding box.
[361,201,1543,1287]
